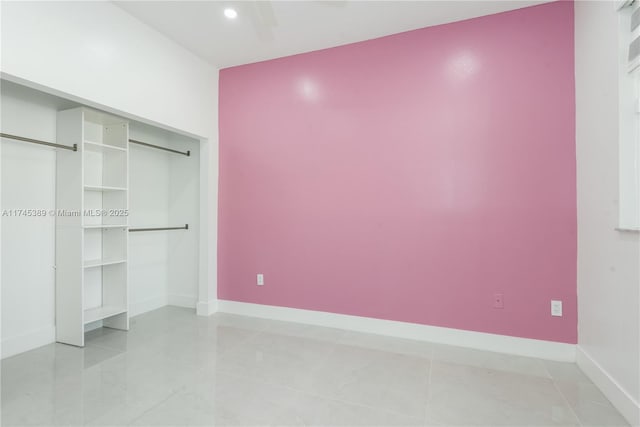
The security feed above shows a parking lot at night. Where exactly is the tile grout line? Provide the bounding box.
[552,379,584,426]
[423,346,435,424]
[193,321,440,423]
[544,360,628,423]
[544,363,584,427]
[218,362,425,423]
[127,389,181,425]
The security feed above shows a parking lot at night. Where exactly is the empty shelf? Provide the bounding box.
[84,258,126,268]
[84,140,127,153]
[84,185,127,192]
[84,306,127,324]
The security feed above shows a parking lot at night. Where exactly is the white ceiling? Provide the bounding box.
[114,1,551,69]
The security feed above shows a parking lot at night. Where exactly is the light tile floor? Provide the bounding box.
[1,307,630,426]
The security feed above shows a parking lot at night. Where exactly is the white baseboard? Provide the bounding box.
[130,294,197,316]
[130,294,169,317]
[216,300,576,362]
[168,293,197,308]
[84,320,103,332]
[576,346,640,426]
[197,299,218,316]
[1,325,56,359]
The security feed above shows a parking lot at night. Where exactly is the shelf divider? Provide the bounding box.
[84,258,127,268]
[84,306,127,324]
[84,185,127,192]
[84,140,127,153]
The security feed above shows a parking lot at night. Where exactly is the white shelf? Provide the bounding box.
[84,258,127,268]
[56,107,130,347]
[84,185,127,192]
[84,140,127,153]
[84,306,127,324]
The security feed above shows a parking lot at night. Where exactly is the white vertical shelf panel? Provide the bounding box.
[56,107,130,347]
[55,108,85,347]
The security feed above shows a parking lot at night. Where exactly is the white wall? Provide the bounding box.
[0,0,219,342]
[575,2,640,425]
[0,1,216,140]
[128,124,171,316]
[0,82,76,357]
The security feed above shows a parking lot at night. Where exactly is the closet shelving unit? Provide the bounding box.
[56,107,129,347]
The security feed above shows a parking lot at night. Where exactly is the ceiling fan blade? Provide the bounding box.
[256,1,278,26]
[248,0,277,42]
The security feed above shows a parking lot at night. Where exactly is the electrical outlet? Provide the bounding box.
[257,274,264,286]
[551,300,562,317]
[493,293,504,309]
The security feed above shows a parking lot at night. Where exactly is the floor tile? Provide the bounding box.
[304,343,431,419]
[215,330,335,390]
[262,318,348,343]
[1,306,630,426]
[546,361,630,426]
[275,392,425,426]
[570,400,630,427]
[432,343,550,378]
[544,360,592,383]
[554,379,613,408]
[337,331,433,358]
[210,312,272,333]
[130,371,298,426]
[427,361,580,426]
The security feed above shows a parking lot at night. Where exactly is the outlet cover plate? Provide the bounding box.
[551,300,562,317]
[493,293,504,309]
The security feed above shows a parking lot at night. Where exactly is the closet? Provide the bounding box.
[55,108,130,346]
[0,81,201,349]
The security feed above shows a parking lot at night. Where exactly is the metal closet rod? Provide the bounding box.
[129,224,189,232]
[0,134,190,157]
[0,132,78,151]
[129,138,190,157]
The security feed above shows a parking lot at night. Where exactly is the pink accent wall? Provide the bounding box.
[218,2,576,343]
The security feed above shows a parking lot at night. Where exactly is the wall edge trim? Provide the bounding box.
[168,293,197,309]
[576,346,640,426]
[1,325,56,359]
[129,294,169,317]
[216,300,576,362]
[196,299,218,316]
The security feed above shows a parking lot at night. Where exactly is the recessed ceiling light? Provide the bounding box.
[224,8,238,19]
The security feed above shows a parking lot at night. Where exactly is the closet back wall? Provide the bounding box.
[129,122,201,312]
[218,2,577,343]
[129,126,172,315]
[0,83,71,357]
